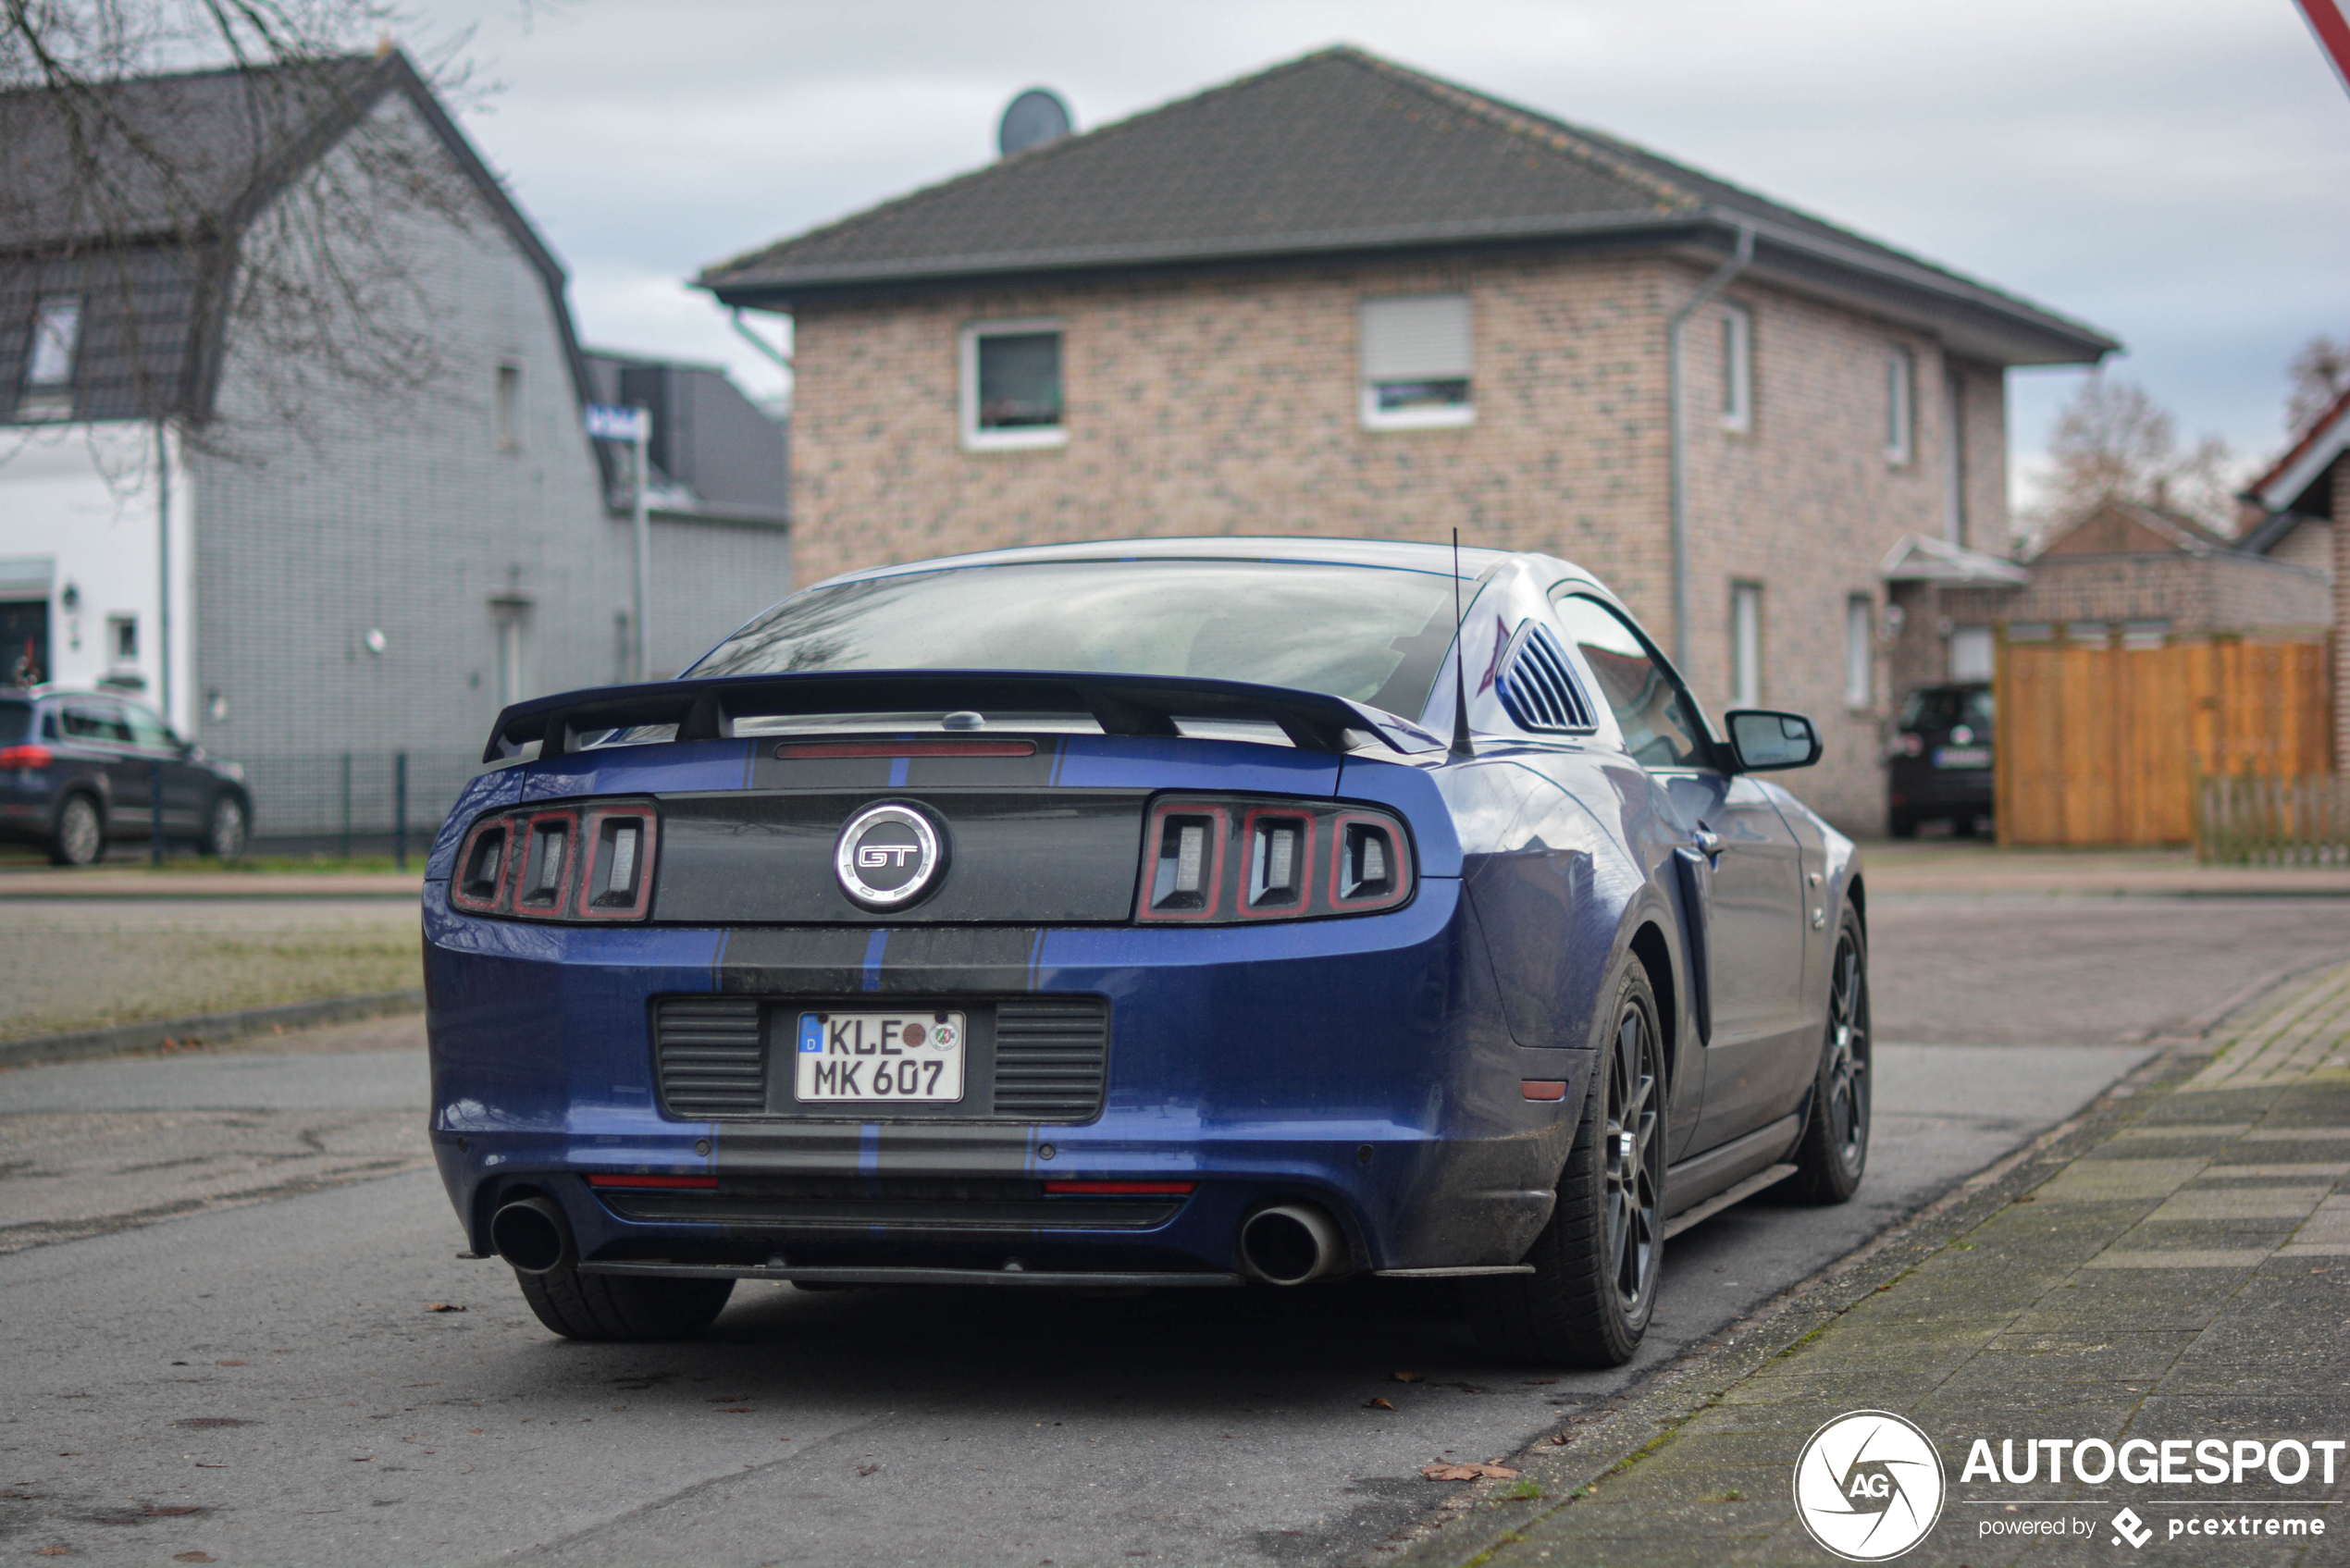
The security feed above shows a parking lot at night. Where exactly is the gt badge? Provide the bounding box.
[835,802,946,910]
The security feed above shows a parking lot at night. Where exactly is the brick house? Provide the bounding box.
[2241,386,2350,768]
[699,45,2114,830]
[0,53,791,838]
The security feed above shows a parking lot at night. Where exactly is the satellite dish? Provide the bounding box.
[998,88,1072,157]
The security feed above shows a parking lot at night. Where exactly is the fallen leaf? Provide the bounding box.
[144,1506,202,1517]
[855,1463,879,1476]
[2013,1193,2037,1204]
[1521,1378,1557,1386]
[1421,1462,1519,1482]
[1390,1371,1424,1384]
[424,1303,465,1314]
[192,1463,225,1469]
[1547,1434,1570,1446]
[1874,1284,1893,1292]
[352,1456,373,1463]
[1365,1398,1395,1411]
[174,1555,216,1563]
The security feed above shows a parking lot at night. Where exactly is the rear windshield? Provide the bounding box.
[0,699,29,746]
[689,560,1464,718]
[1898,687,1993,733]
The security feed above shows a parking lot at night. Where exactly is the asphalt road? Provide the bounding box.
[1,895,2338,1566]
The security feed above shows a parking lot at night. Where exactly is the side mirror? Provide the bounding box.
[1725,709,1822,772]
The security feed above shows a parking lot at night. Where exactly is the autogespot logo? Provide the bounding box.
[1794,1411,1947,1561]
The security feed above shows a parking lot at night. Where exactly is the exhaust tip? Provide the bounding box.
[1239,1203,1346,1286]
[489,1196,573,1275]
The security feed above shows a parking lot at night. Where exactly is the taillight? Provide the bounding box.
[0,744,52,770]
[448,798,658,922]
[1135,796,1414,923]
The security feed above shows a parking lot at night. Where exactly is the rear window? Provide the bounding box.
[1899,687,1993,733]
[0,699,27,746]
[690,560,1465,719]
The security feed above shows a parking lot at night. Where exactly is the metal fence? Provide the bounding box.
[239,747,487,856]
[2196,773,2350,866]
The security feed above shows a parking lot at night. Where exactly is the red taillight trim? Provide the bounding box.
[0,744,53,769]
[1041,1180,1197,1196]
[586,1173,719,1191]
[1135,803,1231,922]
[1521,1080,1568,1102]
[773,738,1038,759]
[1327,810,1415,913]
[575,809,659,920]
[1234,806,1317,920]
[510,809,583,916]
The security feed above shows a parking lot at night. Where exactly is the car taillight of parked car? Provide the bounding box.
[1135,796,1414,923]
[449,798,658,921]
[0,744,52,770]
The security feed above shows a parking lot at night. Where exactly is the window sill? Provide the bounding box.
[1361,407,1475,433]
[963,427,1068,453]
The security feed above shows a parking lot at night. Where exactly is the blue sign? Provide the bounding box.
[586,404,649,442]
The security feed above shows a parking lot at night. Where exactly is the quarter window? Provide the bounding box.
[108,614,138,663]
[1360,293,1473,429]
[1885,347,1914,463]
[1720,304,1752,432]
[960,321,1065,450]
[1552,594,1710,771]
[496,363,523,451]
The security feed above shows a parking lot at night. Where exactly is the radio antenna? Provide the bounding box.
[1449,528,1475,762]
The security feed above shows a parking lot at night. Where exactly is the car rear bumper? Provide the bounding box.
[423,876,1590,1279]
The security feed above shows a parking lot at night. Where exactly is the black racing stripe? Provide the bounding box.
[712,1122,867,1179]
[905,740,1064,789]
[714,1120,1033,1178]
[748,752,896,792]
[715,927,875,994]
[872,925,1045,995]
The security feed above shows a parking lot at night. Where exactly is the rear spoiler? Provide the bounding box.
[483,670,1442,764]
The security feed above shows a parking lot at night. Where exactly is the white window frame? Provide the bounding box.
[959,319,1067,452]
[1885,346,1914,464]
[1844,595,1874,709]
[25,294,81,389]
[1729,582,1762,710]
[1359,293,1475,432]
[107,613,138,664]
[1719,303,1753,432]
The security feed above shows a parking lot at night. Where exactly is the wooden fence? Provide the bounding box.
[1995,636,2332,847]
[2197,774,2350,864]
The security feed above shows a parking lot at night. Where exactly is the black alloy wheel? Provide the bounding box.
[1790,911,1871,1204]
[203,794,250,860]
[1468,957,1664,1366]
[49,793,103,867]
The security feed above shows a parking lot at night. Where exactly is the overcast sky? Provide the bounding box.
[405,0,2350,516]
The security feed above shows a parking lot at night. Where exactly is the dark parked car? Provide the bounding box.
[1886,683,1994,838]
[0,687,253,864]
[425,538,1870,1367]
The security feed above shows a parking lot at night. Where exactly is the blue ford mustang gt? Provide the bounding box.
[424,537,1869,1366]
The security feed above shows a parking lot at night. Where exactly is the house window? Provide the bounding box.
[1942,368,1967,543]
[1948,625,1995,681]
[1359,293,1473,429]
[107,614,137,663]
[1844,596,1873,708]
[1720,304,1753,432]
[495,363,523,451]
[19,294,81,419]
[960,321,1065,450]
[1729,582,1762,709]
[1885,347,1913,463]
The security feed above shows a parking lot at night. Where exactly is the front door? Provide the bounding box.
[121,700,207,834]
[0,599,48,687]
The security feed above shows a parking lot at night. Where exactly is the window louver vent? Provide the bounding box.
[989,998,1110,1121]
[1497,623,1596,734]
[656,997,766,1117]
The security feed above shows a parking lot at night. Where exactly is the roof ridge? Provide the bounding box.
[701,47,1361,286]
[1328,48,1694,216]
[0,52,378,104]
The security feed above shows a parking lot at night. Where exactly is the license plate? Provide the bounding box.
[794,1010,967,1104]
[1932,746,1991,769]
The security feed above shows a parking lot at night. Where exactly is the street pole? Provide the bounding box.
[155,419,172,727]
[632,409,651,683]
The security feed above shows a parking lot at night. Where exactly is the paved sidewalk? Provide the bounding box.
[1864,844,2350,900]
[1397,964,2350,1566]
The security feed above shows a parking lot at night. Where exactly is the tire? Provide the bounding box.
[1787,911,1871,1205]
[48,792,104,867]
[514,1263,735,1341]
[1467,958,1665,1367]
[202,793,250,860]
